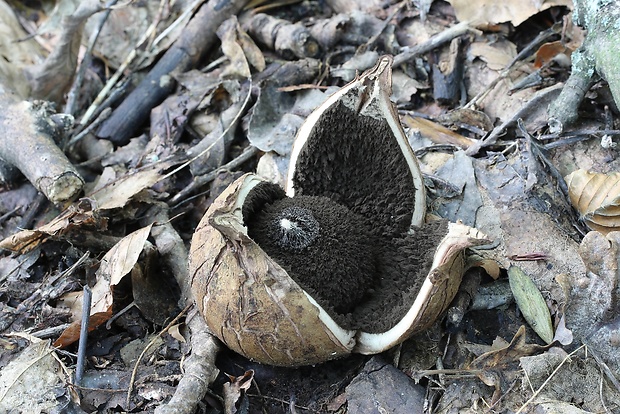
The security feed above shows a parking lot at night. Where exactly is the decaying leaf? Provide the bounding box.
[91,224,154,314]
[88,161,176,210]
[0,1,44,98]
[54,224,153,348]
[469,326,552,401]
[223,370,254,414]
[446,0,572,26]
[27,0,106,102]
[508,266,554,344]
[0,199,105,253]
[0,337,67,413]
[402,115,474,149]
[52,312,112,348]
[565,169,620,234]
[218,16,265,77]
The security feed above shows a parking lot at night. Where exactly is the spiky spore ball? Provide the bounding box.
[244,183,377,315]
[268,206,320,251]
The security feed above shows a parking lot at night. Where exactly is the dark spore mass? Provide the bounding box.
[243,183,450,333]
[292,101,416,238]
[245,182,377,315]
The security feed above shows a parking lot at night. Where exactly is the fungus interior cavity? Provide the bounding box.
[244,184,448,334]
[242,99,448,333]
[244,182,377,315]
[292,101,417,236]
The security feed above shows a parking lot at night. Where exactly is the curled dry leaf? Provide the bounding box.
[223,370,254,414]
[88,161,176,210]
[468,326,553,401]
[54,224,153,348]
[565,169,620,234]
[0,199,104,253]
[401,116,474,149]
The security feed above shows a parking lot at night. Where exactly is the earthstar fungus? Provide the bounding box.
[189,56,489,366]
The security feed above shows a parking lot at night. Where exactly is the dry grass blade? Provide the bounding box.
[565,169,620,234]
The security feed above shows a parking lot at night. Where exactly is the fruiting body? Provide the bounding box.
[189,56,489,366]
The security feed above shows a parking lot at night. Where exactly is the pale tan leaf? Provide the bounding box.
[91,224,153,315]
[402,115,474,149]
[27,0,106,102]
[0,339,63,413]
[168,324,186,343]
[0,1,44,98]
[88,161,173,210]
[446,0,572,26]
[565,169,620,235]
[217,16,252,79]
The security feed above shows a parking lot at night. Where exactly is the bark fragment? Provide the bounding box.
[240,13,321,60]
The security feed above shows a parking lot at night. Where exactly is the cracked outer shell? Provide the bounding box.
[354,220,488,354]
[189,174,355,366]
[189,174,489,366]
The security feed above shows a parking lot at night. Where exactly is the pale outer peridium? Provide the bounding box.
[284,56,426,228]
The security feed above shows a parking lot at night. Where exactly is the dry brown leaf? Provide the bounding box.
[447,0,572,26]
[468,257,501,279]
[27,0,106,102]
[55,291,83,323]
[534,40,571,69]
[0,199,105,253]
[217,16,265,79]
[402,115,474,149]
[168,324,186,343]
[223,370,254,414]
[90,224,154,315]
[565,169,620,234]
[469,326,552,401]
[54,225,154,348]
[0,338,65,412]
[52,311,112,348]
[470,326,552,370]
[88,161,174,210]
[0,1,44,98]
[469,40,517,71]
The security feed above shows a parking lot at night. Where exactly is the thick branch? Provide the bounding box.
[547,46,595,133]
[0,92,83,202]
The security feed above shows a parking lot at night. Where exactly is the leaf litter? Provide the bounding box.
[1,0,620,412]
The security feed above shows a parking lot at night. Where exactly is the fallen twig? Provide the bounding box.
[0,93,84,203]
[97,0,249,145]
[74,285,92,386]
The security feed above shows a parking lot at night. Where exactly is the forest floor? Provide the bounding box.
[2,0,620,413]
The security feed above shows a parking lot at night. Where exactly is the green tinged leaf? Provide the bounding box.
[508,266,554,344]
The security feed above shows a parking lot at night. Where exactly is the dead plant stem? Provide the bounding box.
[125,304,191,408]
[515,344,586,413]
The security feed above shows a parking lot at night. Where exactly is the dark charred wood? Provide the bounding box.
[432,37,464,106]
[96,0,247,146]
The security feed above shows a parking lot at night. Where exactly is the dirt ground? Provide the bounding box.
[2,0,620,413]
